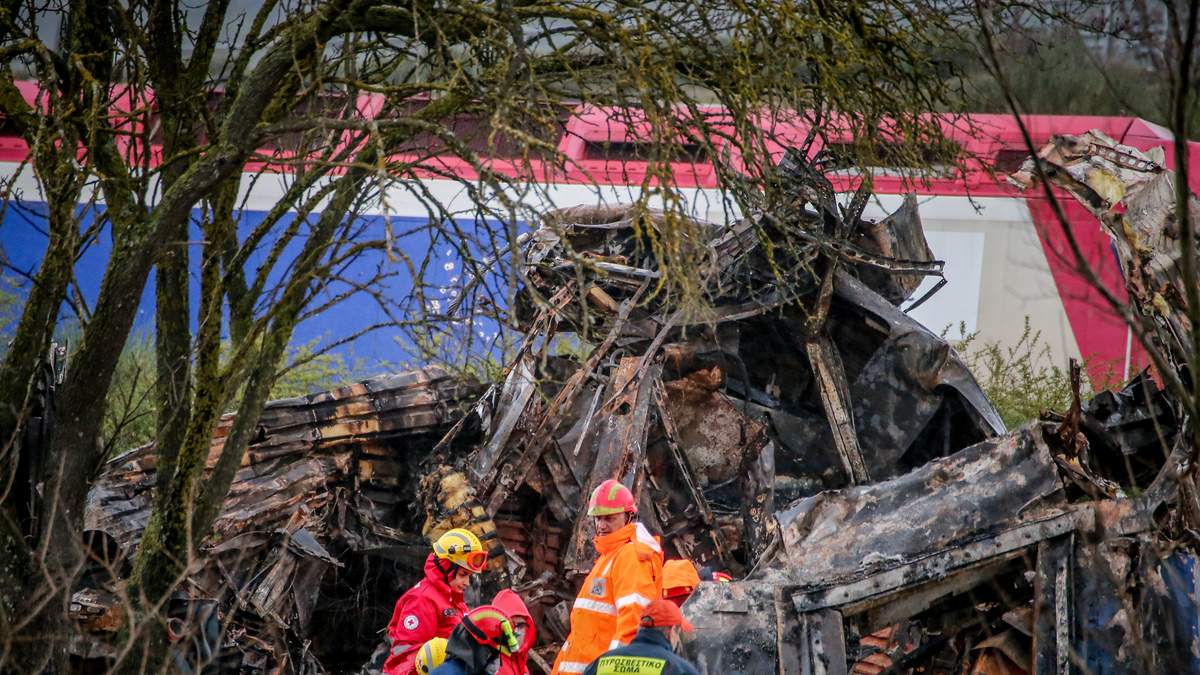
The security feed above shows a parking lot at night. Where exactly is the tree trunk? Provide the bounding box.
[0,109,85,674]
[36,0,343,640]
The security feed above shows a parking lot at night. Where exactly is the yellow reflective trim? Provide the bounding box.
[469,608,507,623]
[595,655,667,674]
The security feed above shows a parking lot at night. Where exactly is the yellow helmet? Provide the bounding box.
[432,528,487,572]
[415,637,448,674]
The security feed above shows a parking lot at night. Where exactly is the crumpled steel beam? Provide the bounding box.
[774,424,1064,590]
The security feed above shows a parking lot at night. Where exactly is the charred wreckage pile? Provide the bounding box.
[75,140,1200,673]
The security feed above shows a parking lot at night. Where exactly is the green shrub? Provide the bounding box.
[100,332,158,456]
[953,318,1106,429]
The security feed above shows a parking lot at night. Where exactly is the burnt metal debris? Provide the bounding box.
[71,140,1199,674]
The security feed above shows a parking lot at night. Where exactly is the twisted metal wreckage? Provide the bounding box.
[73,141,1200,673]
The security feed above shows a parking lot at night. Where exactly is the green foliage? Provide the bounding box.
[101,333,157,456]
[0,280,158,456]
[943,26,1200,130]
[270,339,365,399]
[0,274,24,359]
[95,335,367,454]
[954,318,1093,429]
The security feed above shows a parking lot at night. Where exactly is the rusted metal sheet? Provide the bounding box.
[652,381,737,564]
[849,193,934,305]
[77,367,483,670]
[68,589,123,633]
[1011,130,1200,366]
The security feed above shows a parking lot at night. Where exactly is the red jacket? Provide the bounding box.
[493,589,537,675]
[384,554,468,675]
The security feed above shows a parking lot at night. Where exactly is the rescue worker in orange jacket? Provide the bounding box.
[580,598,700,675]
[384,528,488,675]
[661,560,701,607]
[550,479,664,675]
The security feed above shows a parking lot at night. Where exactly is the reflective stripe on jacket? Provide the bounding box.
[551,522,663,675]
[580,628,701,675]
[383,554,468,675]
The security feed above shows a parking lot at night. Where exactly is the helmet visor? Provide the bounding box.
[460,549,487,572]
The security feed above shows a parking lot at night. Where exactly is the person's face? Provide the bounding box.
[448,566,472,591]
[512,618,528,645]
[593,512,627,537]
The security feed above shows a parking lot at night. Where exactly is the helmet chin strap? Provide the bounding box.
[435,556,455,584]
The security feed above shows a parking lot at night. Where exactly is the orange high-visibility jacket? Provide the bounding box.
[551,522,663,675]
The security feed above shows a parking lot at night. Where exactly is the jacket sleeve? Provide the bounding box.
[385,594,439,675]
[429,661,468,675]
[609,548,660,648]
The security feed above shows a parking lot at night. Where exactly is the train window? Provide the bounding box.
[582,140,708,163]
[993,148,1033,174]
[146,91,226,146]
[823,141,959,177]
[261,92,354,152]
[0,113,21,137]
[386,103,570,160]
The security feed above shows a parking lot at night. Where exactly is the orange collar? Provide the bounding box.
[594,522,636,554]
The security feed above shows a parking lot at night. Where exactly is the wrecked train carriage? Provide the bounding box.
[671,133,1200,675]
[77,368,486,671]
[459,190,1005,642]
[682,378,1198,674]
[79,149,1014,672]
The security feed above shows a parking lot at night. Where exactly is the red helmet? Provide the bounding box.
[587,479,637,516]
[460,606,520,656]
